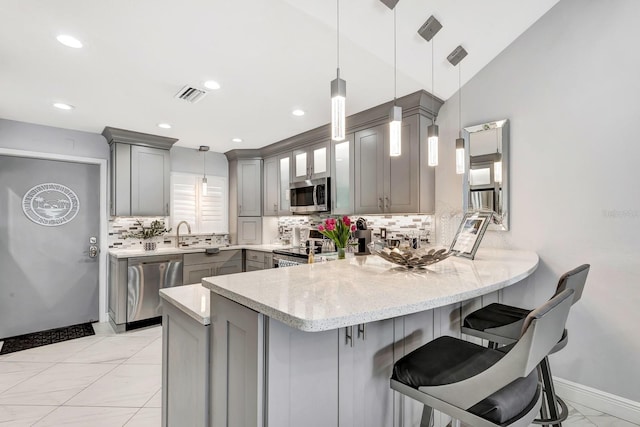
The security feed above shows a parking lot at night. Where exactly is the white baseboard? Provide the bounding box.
[554,376,640,425]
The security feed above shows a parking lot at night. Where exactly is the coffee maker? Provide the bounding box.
[354,218,371,255]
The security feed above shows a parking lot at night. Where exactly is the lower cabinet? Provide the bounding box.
[238,217,263,245]
[183,250,242,285]
[244,249,273,271]
[161,300,210,427]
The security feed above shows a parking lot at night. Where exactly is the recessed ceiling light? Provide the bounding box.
[157,123,172,129]
[204,80,221,90]
[53,103,74,110]
[56,34,83,49]
[292,109,305,116]
[231,138,243,143]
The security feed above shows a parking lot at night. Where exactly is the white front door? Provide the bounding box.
[0,155,100,338]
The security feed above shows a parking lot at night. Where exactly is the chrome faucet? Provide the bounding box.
[176,221,192,247]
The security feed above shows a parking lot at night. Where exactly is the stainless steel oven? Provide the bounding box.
[290,177,330,214]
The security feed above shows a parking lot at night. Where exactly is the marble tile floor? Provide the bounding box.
[0,322,637,426]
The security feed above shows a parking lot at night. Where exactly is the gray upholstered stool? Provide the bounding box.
[391,289,575,427]
[461,264,590,426]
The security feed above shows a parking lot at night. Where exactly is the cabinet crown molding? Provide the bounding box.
[102,126,178,150]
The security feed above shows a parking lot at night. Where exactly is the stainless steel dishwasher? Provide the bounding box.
[127,254,183,325]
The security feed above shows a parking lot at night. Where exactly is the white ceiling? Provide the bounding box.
[0,0,559,152]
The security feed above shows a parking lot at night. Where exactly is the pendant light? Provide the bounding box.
[447,45,468,174]
[199,145,210,195]
[389,7,402,157]
[418,16,442,167]
[331,0,346,142]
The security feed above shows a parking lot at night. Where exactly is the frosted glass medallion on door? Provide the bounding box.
[295,152,307,179]
[313,146,327,174]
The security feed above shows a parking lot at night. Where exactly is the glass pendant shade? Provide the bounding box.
[427,124,439,167]
[455,137,465,174]
[331,73,346,141]
[389,105,402,156]
[202,176,208,196]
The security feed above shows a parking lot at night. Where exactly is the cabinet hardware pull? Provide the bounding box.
[357,324,366,340]
[378,197,383,209]
[345,326,354,347]
[385,197,390,209]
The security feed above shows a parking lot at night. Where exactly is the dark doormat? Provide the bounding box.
[0,322,95,355]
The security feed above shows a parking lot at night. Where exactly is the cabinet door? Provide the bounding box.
[238,159,262,217]
[216,259,243,276]
[263,156,279,216]
[355,126,385,214]
[267,319,339,427]
[339,320,395,427]
[331,134,354,215]
[237,217,262,245]
[245,260,264,272]
[183,265,213,285]
[278,153,291,215]
[131,145,170,216]
[292,149,308,182]
[310,141,330,180]
[384,114,420,213]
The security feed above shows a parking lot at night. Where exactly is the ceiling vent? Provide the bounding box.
[174,85,207,104]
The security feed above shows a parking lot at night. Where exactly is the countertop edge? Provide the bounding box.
[160,285,211,326]
[109,244,290,258]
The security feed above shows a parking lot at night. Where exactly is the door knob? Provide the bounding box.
[89,245,99,258]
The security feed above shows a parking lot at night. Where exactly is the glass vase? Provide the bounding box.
[337,247,346,260]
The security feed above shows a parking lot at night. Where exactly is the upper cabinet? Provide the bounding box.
[278,153,291,215]
[237,159,262,217]
[264,153,292,217]
[292,141,330,182]
[354,114,422,214]
[331,134,355,215]
[104,127,177,217]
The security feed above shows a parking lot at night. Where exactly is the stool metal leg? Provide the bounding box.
[532,356,568,427]
[420,405,433,427]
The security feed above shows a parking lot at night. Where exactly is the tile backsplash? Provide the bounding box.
[108,217,228,250]
[277,214,434,246]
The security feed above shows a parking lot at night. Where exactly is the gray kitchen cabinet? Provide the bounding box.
[238,159,262,217]
[339,319,396,427]
[278,153,291,215]
[354,115,420,214]
[211,295,264,427]
[331,133,355,215]
[161,299,210,427]
[237,217,262,245]
[183,250,242,285]
[267,319,339,427]
[263,156,279,216]
[103,127,176,217]
[292,140,330,182]
[245,249,273,271]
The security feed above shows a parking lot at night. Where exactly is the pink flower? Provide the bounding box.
[342,216,351,226]
[351,225,356,232]
[318,225,325,232]
[326,223,335,231]
[327,218,336,225]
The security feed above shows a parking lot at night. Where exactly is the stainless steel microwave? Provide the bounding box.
[290,177,330,214]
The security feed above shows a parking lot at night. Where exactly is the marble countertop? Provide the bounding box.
[159,284,211,325]
[109,243,291,259]
[202,248,539,332]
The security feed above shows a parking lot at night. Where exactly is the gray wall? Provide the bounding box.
[435,0,640,401]
[0,119,109,159]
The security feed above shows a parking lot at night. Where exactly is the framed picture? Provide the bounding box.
[450,211,493,259]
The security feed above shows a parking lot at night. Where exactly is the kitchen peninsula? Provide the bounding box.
[185,248,538,427]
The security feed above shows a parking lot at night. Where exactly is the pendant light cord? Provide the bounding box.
[337,0,340,73]
[458,63,462,137]
[203,151,206,178]
[431,37,435,125]
[394,7,397,103]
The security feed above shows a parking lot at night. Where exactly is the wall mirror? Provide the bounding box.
[463,119,509,231]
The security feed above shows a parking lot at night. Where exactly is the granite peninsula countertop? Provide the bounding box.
[109,243,291,258]
[160,284,211,325]
[201,248,539,332]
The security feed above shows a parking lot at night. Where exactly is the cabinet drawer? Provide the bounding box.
[245,260,264,271]
[184,250,241,266]
[245,250,266,264]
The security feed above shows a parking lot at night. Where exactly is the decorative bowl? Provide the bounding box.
[368,241,452,268]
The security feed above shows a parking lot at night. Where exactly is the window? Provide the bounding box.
[170,172,228,234]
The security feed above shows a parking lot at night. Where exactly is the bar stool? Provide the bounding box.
[391,289,575,427]
[461,264,590,426]
[391,289,573,427]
